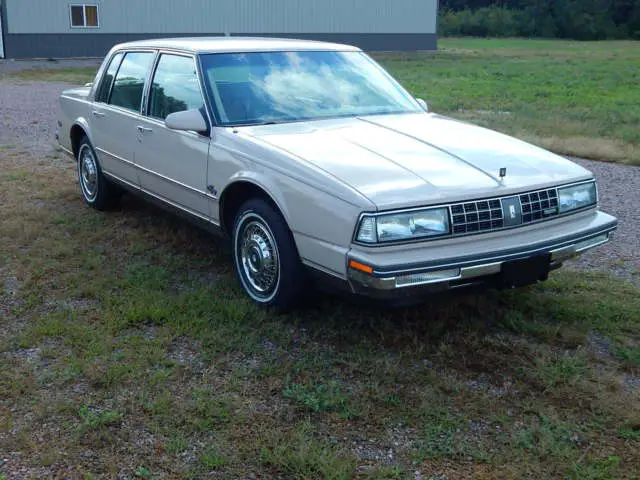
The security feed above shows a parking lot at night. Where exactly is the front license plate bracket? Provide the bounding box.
[500,254,551,288]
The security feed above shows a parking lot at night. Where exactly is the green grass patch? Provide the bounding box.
[77,406,123,435]
[261,424,357,480]
[375,38,640,165]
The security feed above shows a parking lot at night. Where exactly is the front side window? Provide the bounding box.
[149,54,204,120]
[200,51,421,126]
[109,52,154,112]
[70,4,99,28]
[95,52,123,103]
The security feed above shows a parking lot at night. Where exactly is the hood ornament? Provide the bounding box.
[499,168,507,181]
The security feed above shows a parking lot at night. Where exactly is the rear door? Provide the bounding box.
[91,50,155,187]
[134,53,212,219]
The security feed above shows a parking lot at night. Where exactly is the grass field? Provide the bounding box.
[376,38,640,165]
[0,147,639,477]
[6,38,638,165]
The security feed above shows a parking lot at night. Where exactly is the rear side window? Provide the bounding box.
[149,54,204,120]
[109,52,154,112]
[95,52,123,103]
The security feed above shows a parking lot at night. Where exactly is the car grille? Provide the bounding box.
[450,199,504,235]
[520,188,559,224]
[450,187,560,236]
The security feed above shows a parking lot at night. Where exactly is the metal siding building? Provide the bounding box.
[0,0,438,59]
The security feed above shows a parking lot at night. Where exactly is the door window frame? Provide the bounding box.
[142,50,213,134]
[94,52,124,104]
[101,49,158,115]
[145,52,203,120]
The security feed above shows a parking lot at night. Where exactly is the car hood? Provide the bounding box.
[240,113,593,210]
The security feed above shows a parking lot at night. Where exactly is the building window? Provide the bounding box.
[70,4,99,28]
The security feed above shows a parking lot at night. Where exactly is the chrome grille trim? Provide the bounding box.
[450,187,560,236]
[520,188,559,224]
[450,199,504,235]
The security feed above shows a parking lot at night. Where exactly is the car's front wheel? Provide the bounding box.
[232,199,306,308]
[77,136,119,210]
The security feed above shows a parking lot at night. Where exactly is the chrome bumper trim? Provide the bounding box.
[550,233,611,262]
[348,229,614,292]
[368,223,616,277]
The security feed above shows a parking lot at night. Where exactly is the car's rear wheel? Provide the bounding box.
[77,136,119,210]
[232,199,306,308]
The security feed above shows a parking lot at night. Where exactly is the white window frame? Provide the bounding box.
[69,4,100,29]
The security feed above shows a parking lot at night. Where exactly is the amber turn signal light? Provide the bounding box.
[349,260,373,274]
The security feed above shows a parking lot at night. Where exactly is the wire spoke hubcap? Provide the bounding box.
[238,219,280,298]
[79,146,98,199]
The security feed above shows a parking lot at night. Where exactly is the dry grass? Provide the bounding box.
[0,67,98,84]
[1,145,639,478]
[519,135,640,165]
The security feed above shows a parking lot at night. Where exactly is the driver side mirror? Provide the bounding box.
[416,98,429,112]
[165,109,208,134]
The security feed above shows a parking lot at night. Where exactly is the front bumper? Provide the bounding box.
[346,210,617,298]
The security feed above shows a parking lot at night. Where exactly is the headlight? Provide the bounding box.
[356,208,450,244]
[558,182,597,213]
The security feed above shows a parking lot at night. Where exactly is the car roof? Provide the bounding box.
[112,37,362,54]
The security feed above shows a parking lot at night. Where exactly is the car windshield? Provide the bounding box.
[199,51,422,126]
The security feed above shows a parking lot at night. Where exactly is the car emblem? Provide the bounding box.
[499,167,507,179]
[501,196,523,227]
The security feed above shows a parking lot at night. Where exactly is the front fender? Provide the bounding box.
[222,171,292,224]
[221,170,363,279]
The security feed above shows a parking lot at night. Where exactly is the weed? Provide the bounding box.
[362,466,406,479]
[199,446,228,470]
[572,455,621,480]
[134,466,152,479]
[614,346,640,368]
[261,425,357,480]
[283,377,358,419]
[532,348,589,389]
[77,406,122,435]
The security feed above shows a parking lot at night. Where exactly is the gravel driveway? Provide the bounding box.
[1,60,638,286]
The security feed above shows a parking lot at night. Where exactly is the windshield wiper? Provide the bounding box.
[230,120,279,127]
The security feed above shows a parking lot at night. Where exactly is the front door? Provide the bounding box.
[134,53,211,219]
[92,51,155,187]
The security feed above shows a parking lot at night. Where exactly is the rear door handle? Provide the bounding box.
[92,110,106,118]
[137,126,153,133]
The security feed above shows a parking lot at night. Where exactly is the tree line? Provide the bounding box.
[439,0,640,39]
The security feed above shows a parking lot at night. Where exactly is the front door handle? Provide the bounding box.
[137,126,153,134]
[92,110,106,118]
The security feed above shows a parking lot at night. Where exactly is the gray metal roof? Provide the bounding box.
[112,37,362,54]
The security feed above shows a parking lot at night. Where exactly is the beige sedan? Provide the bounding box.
[57,37,617,307]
